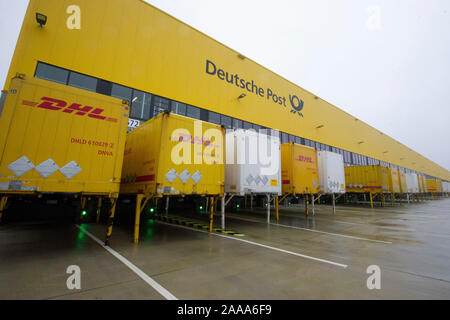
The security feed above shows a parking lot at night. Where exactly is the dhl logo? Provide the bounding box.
[170,133,220,148]
[22,97,118,122]
[295,155,313,163]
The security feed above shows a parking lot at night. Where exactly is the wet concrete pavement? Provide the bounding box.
[1,198,449,299]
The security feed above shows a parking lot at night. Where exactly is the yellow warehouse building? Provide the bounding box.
[2,0,449,183]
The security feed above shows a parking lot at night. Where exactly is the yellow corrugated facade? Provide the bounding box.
[4,0,449,181]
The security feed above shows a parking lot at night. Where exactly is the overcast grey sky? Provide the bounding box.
[1,0,449,172]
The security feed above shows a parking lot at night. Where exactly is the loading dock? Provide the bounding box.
[224,129,281,227]
[120,112,225,243]
[0,75,129,244]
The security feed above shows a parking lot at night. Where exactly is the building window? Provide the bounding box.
[111,83,132,101]
[344,151,352,164]
[96,79,112,96]
[253,124,261,131]
[130,90,151,120]
[221,115,232,129]
[288,135,296,143]
[269,129,280,138]
[35,62,69,85]
[196,109,206,121]
[152,96,170,118]
[68,72,97,92]
[186,105,201,120]
[295,137,302,145]
[208,111,221,124]
[259,127,270,136]
[171,101,186,116]
[243,122,253,130]
[232,118,242,129]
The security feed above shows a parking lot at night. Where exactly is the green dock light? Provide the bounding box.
[149,208,154,213]
[236,204,240,208]
[199,205,203,210]
[82,210,87,216]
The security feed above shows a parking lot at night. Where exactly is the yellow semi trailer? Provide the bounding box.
[0,75,129,241]
[344,165,390,208]
[398,170,408,195]
[437,179,443,193]
[120,112,225,243]
[421,175,428,193]
[388,168,400,194]
[280,143,319,215]
[426,179,438,194]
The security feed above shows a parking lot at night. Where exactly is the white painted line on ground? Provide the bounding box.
[249,210,369,226]
[224,214,392,244]
[375,226,416,232]
[155,220,348,269]
[75,224,178,300]
[273,222,393,244]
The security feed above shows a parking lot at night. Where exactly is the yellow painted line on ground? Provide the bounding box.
[154,214,245,236]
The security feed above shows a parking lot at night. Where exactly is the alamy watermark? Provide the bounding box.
[67,5,81,30]
[366,265,381,290]
[169,121,280,176]
[366,5,381,30]
[66,265,81,290]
